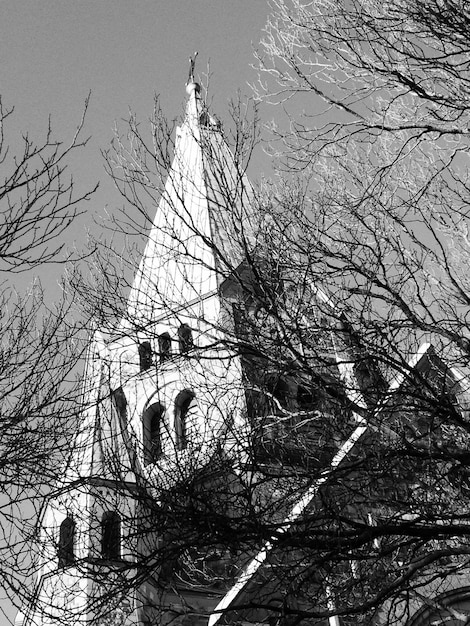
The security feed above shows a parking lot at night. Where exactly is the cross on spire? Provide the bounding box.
[188,51,198,84]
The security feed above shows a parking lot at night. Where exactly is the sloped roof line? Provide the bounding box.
[207,343,435,626]
[386,342,432,394]
[207,416,368,626]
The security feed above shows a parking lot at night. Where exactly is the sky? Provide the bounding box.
[0,0,273,291]
[0,2,273,621]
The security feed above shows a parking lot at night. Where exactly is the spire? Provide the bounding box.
[127,58,254,326]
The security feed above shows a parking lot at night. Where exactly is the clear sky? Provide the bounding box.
[0,0,272,273]
[0,2,272,621]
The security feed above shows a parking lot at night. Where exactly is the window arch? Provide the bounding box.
[101,511,121,560]
[58,516,75,568]
[408,587,470,625]
[178,324,194,354]
[138,341,152,371]
[142,402,165,464]
[174,391,195,451]
[158,333,172,362]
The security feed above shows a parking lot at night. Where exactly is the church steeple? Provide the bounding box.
[18,64,253,626]
[127,67,253,331]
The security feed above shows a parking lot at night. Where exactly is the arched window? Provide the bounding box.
[138,341,152,371]
[101,511,121,560]
[178,324,194,354]
[58,516,75,568]
[174,391,195,451]
[408,588,470,625]
[158,333,172,362]
[142,402,165,464]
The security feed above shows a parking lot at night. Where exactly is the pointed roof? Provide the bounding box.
[127,79,254,326]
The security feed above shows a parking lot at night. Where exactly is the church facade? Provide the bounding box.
[15,76,470,626]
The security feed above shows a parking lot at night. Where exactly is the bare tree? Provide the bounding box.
[0,97,97,620]
[24,9,470,621]
[252,0,470,360]
[42,53,470,626]
[251,0,470,622]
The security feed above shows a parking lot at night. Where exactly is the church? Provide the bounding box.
[15,67,470,626]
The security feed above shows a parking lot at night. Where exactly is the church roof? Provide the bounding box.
[207,342,470,625]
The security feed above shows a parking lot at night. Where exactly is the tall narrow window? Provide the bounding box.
[178,324,194,354]
[138,341,152,371]
[112,387,128,425]
[142,402,165,464]
[101,511,121,560]
[58,516,75,568]
[158,333,172,362]
[174,391,195,451]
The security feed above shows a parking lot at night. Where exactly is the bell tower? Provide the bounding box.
[18,64,255,626]
[16,331,141,626]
